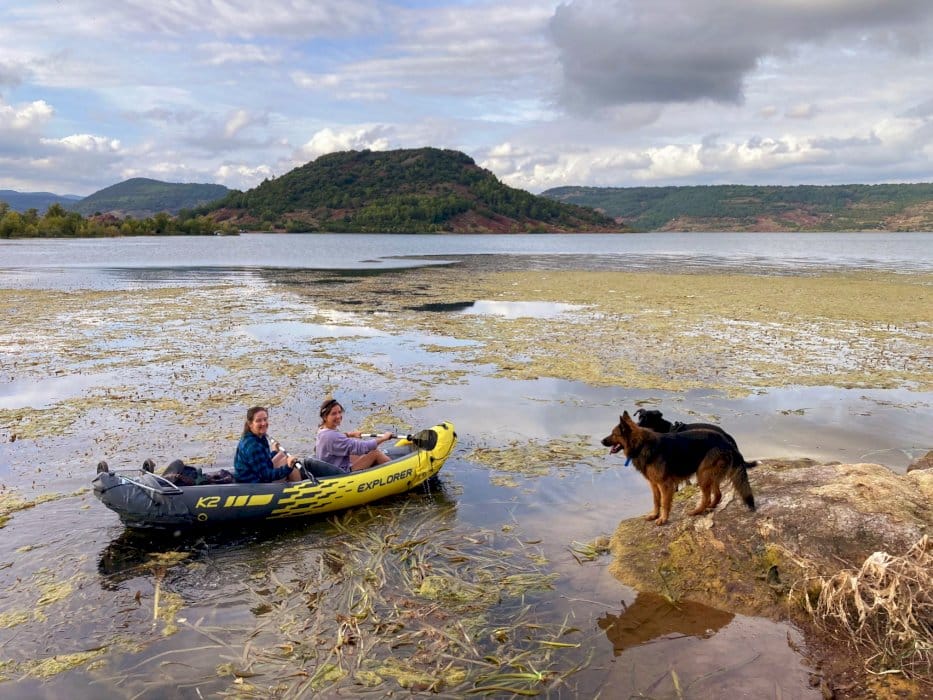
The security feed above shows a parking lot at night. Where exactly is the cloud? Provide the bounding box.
[40,134,121,152]
[214,162,276,189]
[224,109,256,139]
[295,126,393,161]
[198,42,282,66]
[548,0,933,111]
[0,98,53,131]
[20,0,387,40]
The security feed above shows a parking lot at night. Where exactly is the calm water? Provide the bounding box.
[0,231,931,290]
[0,232,930,698]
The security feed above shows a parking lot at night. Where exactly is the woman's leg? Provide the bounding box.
[350,449,390,471]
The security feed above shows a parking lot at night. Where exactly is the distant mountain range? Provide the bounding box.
[541,183,933,232]
[0,179,229,218]
[0,190,82,213]
[6,162,933,232]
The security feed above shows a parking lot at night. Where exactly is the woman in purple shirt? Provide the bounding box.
[315,398,393,472]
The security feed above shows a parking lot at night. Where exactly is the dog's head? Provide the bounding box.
[601,411,640,455]
[633,408,671,432]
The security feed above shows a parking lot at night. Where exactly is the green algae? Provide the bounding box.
[466,434,606,478]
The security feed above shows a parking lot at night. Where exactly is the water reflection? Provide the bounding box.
[462,299,584,318]
[0,372,120,409]
[406,299,585,318]
[597,591,734,655]
[242,320,387,341]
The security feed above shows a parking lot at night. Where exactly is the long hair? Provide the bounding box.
[243,406,268,435]
[319,398,341,427]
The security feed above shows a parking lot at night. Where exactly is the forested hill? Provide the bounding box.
[541,184,933,232]
[200,148,619,233]
[72,178,229,217]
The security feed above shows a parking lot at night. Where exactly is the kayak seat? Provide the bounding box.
[300,457,347,478]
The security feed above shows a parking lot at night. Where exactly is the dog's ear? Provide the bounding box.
[622,411,636,427]
[634,408,644,419]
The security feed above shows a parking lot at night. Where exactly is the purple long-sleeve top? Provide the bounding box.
[315,428,378,472]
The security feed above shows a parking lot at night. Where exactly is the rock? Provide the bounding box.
[607,459,932,696]
[609,459,931,615]
[906,449,933,472]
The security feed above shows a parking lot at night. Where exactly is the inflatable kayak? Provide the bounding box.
[92,422,456,529]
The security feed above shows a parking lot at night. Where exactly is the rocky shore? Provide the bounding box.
[608,454,933,698]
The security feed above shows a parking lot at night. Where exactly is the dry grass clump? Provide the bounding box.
[807,535,932,682]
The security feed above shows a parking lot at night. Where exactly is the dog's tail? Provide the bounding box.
[729,457,756,511]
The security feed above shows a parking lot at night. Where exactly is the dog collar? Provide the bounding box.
[624,455,631,467]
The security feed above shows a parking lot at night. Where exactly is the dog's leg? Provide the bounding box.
[657,481,675,525]
[689,467,713,516]
[709,480,723,509]
[645,479,661,521]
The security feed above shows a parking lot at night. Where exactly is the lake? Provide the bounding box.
[0,232,930,698]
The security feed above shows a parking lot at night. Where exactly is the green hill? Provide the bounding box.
[541,184,933,232]
[73,178,229,217]
[201,148,619,233]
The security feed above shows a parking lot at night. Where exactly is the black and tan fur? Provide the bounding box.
[634,408,739,447]
[601,411,756,525]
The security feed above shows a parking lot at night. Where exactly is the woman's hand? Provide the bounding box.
[287,455,299,468]
[346,430,361,438]
[378,431,393,444]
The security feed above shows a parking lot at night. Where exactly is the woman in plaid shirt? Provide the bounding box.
[233,406,302,483]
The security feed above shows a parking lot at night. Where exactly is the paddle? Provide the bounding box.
[268,436,315,481]
[359,429,438,451]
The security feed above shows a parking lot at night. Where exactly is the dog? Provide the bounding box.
[634,408,739,450]
[601,411,756,525]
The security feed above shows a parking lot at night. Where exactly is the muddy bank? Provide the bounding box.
[608,459,933,697]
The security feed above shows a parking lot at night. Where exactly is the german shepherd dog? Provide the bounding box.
[634,408,739,450]
[601,411,756,525]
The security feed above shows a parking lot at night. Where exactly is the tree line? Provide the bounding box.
[0,202,234,238]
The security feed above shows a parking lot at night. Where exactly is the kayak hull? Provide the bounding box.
[92,422,456,529]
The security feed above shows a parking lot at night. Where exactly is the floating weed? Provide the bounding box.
[490,475,521,489]
[19,649,106,679]
[0,610,30,629]
[0,490,66,527]
[466,435,606,478]
[222,503,588,697]
[569,536,612,563]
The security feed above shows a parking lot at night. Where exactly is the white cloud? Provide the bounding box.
[296,126,393,161]
[0,98,53,131]
[214,163,275,189]
[224,109,254,139]
[40,134,122,153]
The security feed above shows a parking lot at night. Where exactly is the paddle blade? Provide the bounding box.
[406,429,438,451]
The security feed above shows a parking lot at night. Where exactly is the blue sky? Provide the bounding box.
[2,0,933,196]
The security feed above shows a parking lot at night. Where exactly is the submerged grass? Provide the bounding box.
[218,503,588,697]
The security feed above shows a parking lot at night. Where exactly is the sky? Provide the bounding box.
[2,0,933,196]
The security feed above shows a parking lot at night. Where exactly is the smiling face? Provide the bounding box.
[321,401,344,430]
[248,409,270,437]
